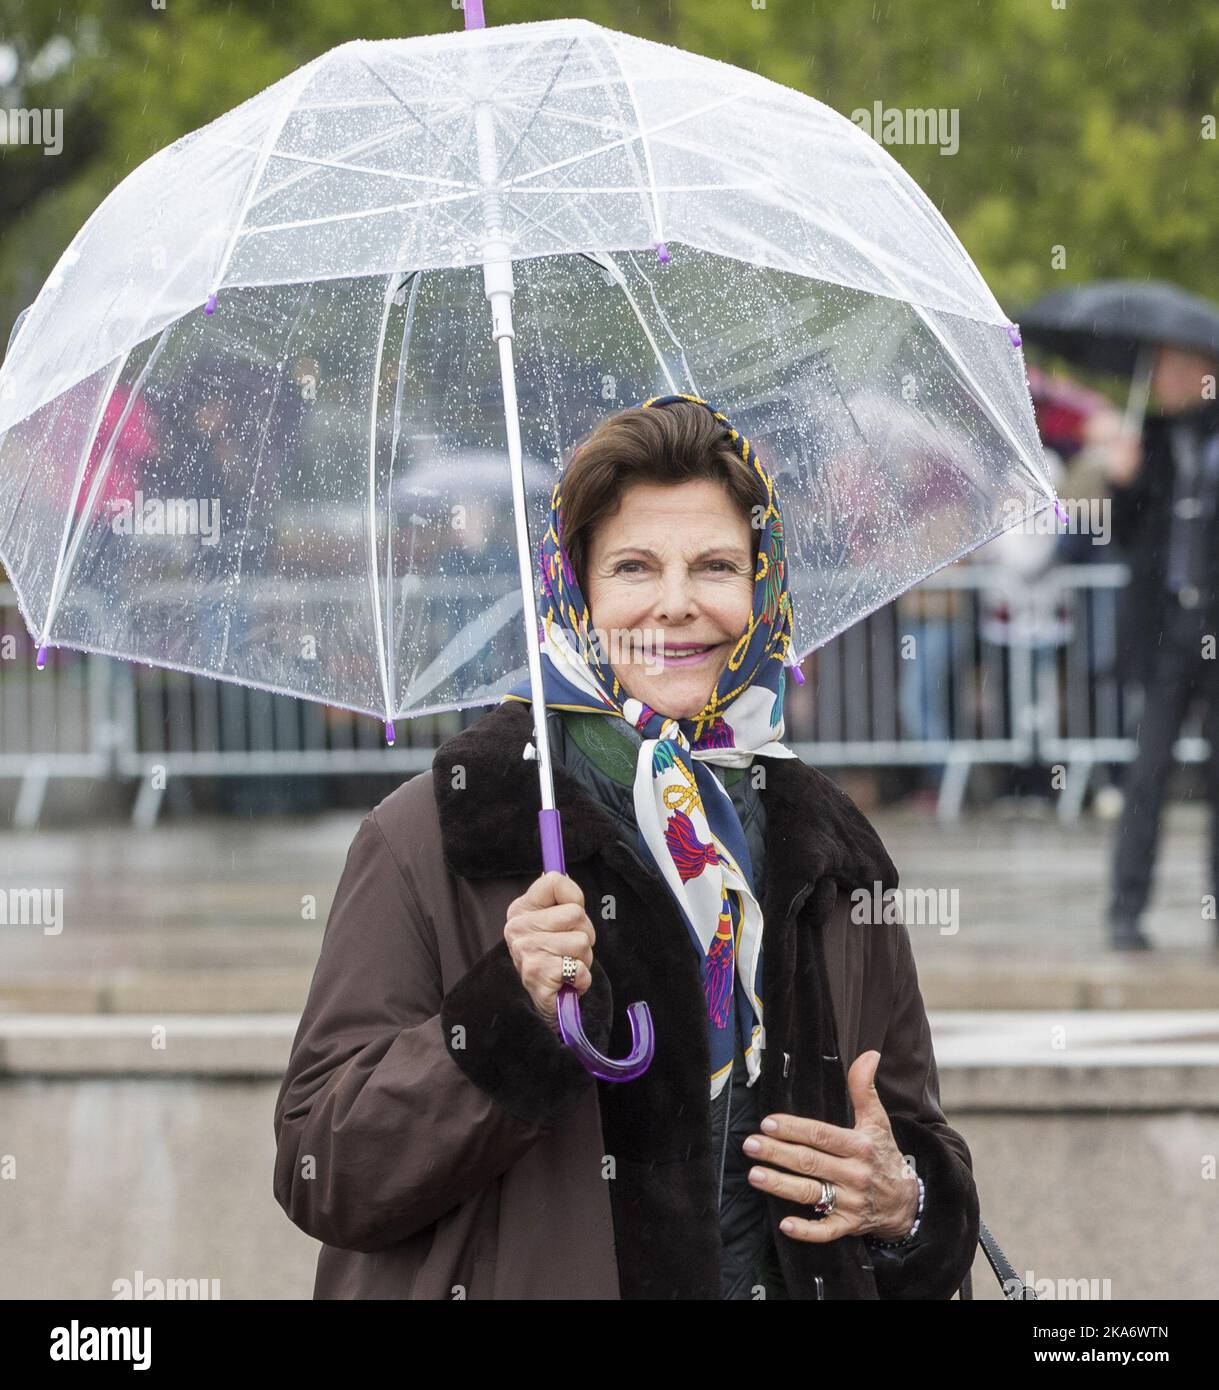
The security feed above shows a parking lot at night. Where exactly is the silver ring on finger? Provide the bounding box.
[810,1178,836,1218]
[561,954,579,984]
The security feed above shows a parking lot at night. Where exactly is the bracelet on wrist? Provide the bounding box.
[866,1174,924,1249]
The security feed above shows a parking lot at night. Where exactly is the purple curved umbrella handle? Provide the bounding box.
[557,987,655,1082]
[539,808,655,1082]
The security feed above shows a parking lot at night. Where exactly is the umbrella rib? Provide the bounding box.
[384,271,423,707]
[597,26,667,247]
[295,94,458,111]
[491,88,644,254]
[480,74,660,105]
[500,90,739,196]
[495,125,684,395]
[478,38,552,101]
[237,51,733,257]
[40,331,172,650]
[614,248,696,392]
[493,38,581,185]
[493,131,688,418]
[207,54,325,300]
[355,53,486,192]
[212,139,471,191]
[493,94,664,269]
[237,187,481,239]
[245,113,446,214]
[500,184,685,400]
[36,354,129,648]
[730,159,990,320]
[244,42,486,216]
[216,282,315,676]
[500,91,741,188]
[398,587,526,710]
[386,32,544,109]
[597,251,684,394]
[493,96,623,134]
[504,182,765,195]
[373,44,498,104]
[491,89,753,205]
[854,122,1006,321]
[365,281,398,723]
[913,301,1049,490]
[578,114,993,321]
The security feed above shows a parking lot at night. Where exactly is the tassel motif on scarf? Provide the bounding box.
[704,900,737,1029]
[665,809,719,881]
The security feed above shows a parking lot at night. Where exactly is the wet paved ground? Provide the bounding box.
[0,797,1216,1014]
[2,800,1216,1300]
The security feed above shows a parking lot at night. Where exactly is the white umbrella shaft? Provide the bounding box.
[470,31,560,840]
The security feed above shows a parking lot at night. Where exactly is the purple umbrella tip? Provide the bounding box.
[384,720,396,746]
[655,241,670,264]
[1054,499,1068,523]
[788,661,805,686]
[1007,322,1022,347]
[204,293,218,316]
[35,644,47,670]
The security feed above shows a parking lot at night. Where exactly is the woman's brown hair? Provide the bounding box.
[558,400,768,594]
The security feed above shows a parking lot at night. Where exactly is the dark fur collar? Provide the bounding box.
[432,700,897,905]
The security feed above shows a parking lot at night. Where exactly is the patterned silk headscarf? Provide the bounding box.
[502,393,799,1099]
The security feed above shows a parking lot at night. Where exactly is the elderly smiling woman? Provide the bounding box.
[273,394,980,1301]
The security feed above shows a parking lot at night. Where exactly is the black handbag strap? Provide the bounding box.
[957,1218,1037,1300]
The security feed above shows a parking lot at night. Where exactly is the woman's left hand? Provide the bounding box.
[743,1050,920,1244]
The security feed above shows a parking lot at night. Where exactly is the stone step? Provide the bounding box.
[3,1011,1218,1111]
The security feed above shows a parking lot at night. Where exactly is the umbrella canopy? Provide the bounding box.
[1018,279,1219,376]
[0,17,1050,726]
[0,12,1056,1082]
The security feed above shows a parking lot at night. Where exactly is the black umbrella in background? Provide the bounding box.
[1017,279,1219,431]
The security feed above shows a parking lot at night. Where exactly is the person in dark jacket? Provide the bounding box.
[1095,350,1217,956]
[273,394,979,1298]
[1098,345,1219,949]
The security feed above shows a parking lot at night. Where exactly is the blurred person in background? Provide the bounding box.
[896,575,960,809]
[973,447,1072,811]
[1092,344,1219,950]
[1056,394,1133,822]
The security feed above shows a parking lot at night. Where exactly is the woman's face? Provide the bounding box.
[584,479,755,719]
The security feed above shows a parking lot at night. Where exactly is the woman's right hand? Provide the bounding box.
[504,870,597,1032]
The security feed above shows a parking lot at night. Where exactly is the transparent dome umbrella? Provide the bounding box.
[0,10,1055,1081]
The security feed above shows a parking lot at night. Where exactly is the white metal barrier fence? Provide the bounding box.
[2,566,1209,826]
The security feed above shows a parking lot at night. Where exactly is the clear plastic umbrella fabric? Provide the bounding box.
[0,17,1052,723]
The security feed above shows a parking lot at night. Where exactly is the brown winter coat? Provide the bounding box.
[273,698,979,1299]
